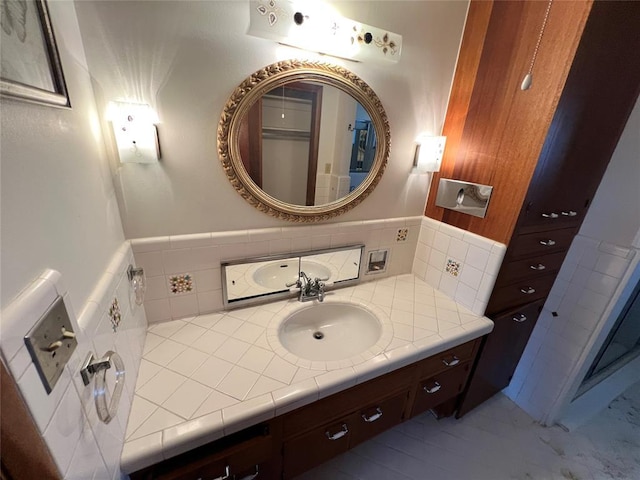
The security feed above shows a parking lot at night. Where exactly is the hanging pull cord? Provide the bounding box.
[521,0,553,91]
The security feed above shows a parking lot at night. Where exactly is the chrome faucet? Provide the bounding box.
[287,271,326,302]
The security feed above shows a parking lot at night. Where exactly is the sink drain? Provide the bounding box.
[313,331,324,340]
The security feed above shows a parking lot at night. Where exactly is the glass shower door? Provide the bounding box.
[584,280,640,380]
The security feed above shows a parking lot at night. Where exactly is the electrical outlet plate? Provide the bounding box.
[24,296,78,394]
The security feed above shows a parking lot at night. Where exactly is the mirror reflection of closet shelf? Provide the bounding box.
[435,179,494,219]
[221,245,364,309]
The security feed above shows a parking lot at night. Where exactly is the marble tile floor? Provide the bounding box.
[295,382,640,480]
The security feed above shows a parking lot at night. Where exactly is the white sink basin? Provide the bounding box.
[278,302,382,361]
[253,260,331,290]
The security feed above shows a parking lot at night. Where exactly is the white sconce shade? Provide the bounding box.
[248,0,402,63]
[413,135,447,173]
[108,102,160,164]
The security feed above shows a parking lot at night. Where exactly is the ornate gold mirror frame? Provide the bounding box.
[217,60,390,222]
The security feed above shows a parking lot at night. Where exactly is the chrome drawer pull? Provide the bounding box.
[210,465,230,480]
[442,356,460,367]
[530,264,546,270]
[539,240,556,246]
[326,424,348,440]
[561,211,577,217]
[362,408,383,423]
[236,466,259,480]
[541,212,559,219]
[513,314,527,323]
[520,287,536,294]
[424,382,442,394]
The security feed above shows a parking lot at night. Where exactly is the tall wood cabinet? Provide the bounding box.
[424,0,640,417]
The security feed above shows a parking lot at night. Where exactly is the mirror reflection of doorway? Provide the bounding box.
[348,103,376,193]
[237,81,375,207]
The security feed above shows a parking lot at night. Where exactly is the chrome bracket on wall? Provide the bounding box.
[79,351,125,424]
[80,352,112,386]
[435,178,493,218]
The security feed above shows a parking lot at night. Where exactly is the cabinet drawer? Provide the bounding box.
[283,414,356,479]
[153,431,274,480]
[496,251,567,286]
[350,391,409,448]
[416,339,477,377]
[488,273,556,312]
[411,362,471,417]
[520,205,585,232]
[283,364,414,439]
[509,228,575,259]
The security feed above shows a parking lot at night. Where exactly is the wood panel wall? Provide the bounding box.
[0,361,60,480]
[425,0,593,245]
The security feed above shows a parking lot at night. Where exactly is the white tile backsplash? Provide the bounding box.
[0,217,498,476]
[0,242,147,478]
[413,217,506,315]
[134,217,423,323]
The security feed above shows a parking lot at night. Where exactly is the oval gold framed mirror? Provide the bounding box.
[217,60,390,222]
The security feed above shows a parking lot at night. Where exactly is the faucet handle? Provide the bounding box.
[315,276,330,282]
[285,279,302,288]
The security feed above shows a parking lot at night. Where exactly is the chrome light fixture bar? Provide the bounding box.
[248,0,402,63]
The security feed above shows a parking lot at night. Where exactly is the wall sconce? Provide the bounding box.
[412,135,447,173]
[107,102,160,164]
[248,0,402,63]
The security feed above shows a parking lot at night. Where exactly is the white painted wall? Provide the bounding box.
[0,2,143,477]
[578,96,640,248]
[73,0,469,238]
[0,0,125,314]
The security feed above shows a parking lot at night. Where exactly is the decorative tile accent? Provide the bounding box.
[396,228,408,242]
[445,259,461,277]
[169,274,194,295]
[109,297,122,332]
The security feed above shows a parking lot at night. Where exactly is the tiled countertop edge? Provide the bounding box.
[121,320,492,473]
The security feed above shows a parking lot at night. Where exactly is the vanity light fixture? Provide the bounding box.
[107,101,160,164]
[412,135,447,173]
[248,0,402,63]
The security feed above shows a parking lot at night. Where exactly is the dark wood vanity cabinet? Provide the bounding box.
[458,300,544,417]
[130,423,282,480]
[281,339,480,478]
[457,1,640,417]
[130,339,481,480]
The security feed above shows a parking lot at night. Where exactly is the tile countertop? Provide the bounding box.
[120,274,494,473]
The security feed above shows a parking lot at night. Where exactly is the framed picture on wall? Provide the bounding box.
[0,0,70,107]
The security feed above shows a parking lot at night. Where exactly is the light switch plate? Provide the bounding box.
[24,296,78,394]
